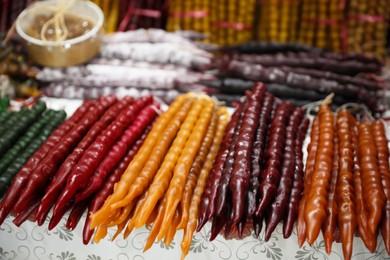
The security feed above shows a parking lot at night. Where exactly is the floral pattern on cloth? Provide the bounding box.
[0,213,389,260]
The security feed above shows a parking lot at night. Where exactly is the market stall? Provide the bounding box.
[0,1,390,260]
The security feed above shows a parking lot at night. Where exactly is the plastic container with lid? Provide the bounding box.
[15,0,104,67]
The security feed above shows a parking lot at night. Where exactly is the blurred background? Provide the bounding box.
[0,0,389,115]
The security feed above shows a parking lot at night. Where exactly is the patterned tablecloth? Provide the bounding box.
[1,99,390,260]
[0,212,389,260]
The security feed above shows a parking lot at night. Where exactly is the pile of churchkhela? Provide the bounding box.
[0,81,389,260]
[0,0,389,259]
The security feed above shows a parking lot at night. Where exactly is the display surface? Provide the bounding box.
[1,214,390,260]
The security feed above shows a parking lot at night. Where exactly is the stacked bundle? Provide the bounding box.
[298,0,344,51]
[0,101,66,195]
[39,29,214,104]
[0,93,230,260]
[211,0,256,45]
[346,0,390,58]
[166,0,210,38]
[165,0,256,46]
[256,0,300,43]
[88,94,229,260]
[197,83,310,244]
[204,42,387,115]
[117,0,168,32]
[0,95,159,231]
[90,0,121,33]
[297,101,390,260]
[90,0,167,33]
[0,84,389,260]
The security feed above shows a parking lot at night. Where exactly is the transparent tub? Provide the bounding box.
[16,0,104,67]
